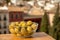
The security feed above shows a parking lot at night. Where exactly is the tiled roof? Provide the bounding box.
[8,6,30,13]
[8,6,21,12]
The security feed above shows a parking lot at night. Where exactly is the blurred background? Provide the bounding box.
[0,0,60,40]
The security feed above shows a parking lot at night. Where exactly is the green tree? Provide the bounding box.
[53,4,60,27]
[52,3,60,39]
[40,12,50,34]
[55,21,60,40]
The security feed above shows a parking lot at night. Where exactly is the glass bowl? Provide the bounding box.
[9,21,38,38]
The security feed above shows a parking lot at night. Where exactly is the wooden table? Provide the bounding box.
[0,32,55,40]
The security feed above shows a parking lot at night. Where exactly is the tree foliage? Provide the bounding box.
[40,12,50,34]
[53,5,60,26]
[52,3,60,40]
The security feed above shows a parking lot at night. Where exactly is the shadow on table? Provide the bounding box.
[25,32,48,38]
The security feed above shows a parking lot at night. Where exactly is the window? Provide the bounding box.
[0,16,1,21]
[4,31,6,34]
[10,14,13,19]
[15,14,18,19]
[4,15,7,21]
[0,31,1,34]
[3,22,7,29]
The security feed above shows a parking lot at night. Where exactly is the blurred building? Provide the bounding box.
[0,6,9,34]
[0,0,59,33]
[8,6,23,22]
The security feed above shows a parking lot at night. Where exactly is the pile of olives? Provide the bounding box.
[9,21,38,37]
